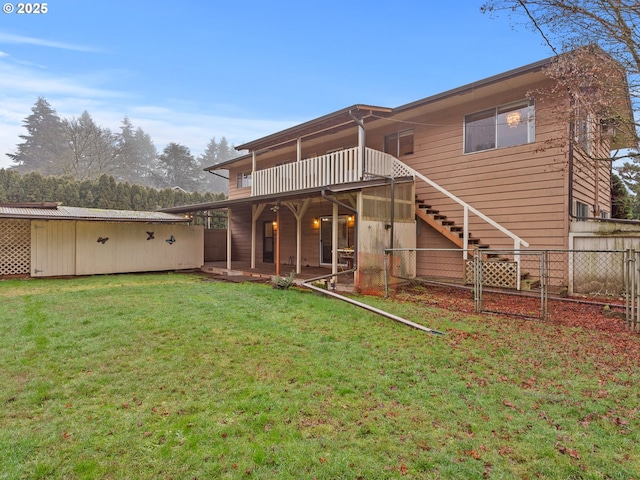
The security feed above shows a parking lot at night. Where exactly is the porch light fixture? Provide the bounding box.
[506,111,521,128]
[272,220,277,231]
[313,218,319,227]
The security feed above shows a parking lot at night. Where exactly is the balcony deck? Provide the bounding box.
[252,147,400,197]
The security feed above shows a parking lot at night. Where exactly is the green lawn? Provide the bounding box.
[0,273,638,479]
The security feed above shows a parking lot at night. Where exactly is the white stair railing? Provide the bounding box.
[396,159,529,288]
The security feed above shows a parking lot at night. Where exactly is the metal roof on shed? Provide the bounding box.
[0,204,190,223]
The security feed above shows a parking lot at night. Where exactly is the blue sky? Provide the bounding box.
[0,0,554,169]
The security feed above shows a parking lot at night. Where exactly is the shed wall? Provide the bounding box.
[75,222,203,275]
[31,220,76,277]
[0,219,31,276]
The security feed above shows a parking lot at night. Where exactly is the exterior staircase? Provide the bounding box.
[414,196,538,290]
[415,197,489,253]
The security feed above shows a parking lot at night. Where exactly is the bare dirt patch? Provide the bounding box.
[393,284,640,362]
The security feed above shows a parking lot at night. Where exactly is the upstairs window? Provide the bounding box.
[575,106,595,155]
[384,129,414,157]
[464,100,535,154]
[236,171,252,189]
[575,200,590,220]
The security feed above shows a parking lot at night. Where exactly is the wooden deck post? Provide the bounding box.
[275,207,280,276]
[226,208,232,270]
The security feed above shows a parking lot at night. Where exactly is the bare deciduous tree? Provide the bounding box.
[482,1,639,159]
[61,111,119,181]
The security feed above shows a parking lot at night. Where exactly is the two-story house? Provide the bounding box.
[165,49,634,293]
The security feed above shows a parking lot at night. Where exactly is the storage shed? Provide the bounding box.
[0,203,203,277]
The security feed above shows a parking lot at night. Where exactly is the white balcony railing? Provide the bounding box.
[252,147,396,196]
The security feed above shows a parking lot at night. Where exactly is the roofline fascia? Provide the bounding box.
[158,177,414,214]
[235,104,392,151]
[393,55,554,114]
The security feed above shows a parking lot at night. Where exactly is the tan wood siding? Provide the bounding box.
[229,204,253,259]
[365,79,571,250]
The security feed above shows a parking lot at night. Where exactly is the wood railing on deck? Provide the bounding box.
[252,147,396,196]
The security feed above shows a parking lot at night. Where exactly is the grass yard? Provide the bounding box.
[0,273,639,479]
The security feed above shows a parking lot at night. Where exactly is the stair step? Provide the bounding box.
[415,201,492,255]
[418,205,440,215]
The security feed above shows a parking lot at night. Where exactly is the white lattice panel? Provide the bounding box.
[465,260,518,289]
[392,159,415,178]
[0,219,31,275]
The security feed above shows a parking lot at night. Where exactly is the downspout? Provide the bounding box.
[568,116,575,220]
[348,110,366,179]
[206,170,229,180]
[389,177,395,251]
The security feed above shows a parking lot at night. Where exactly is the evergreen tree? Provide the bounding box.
[94,174,118,209]
[198,136,234,193]
[7,97,69,175]
[611,173,634,219]
[20,171,52,202]
[156,143,202,191]
[0,169,23,202]
[113,117,158,186]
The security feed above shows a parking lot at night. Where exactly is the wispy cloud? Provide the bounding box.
[0,33,100,53]
[0,33,292,169]
[0,60,124,98]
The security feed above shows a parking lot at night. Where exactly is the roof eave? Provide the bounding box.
[235,104,393,152]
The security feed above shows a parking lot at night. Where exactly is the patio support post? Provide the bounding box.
[275,207,281,276]
[332,202,338,285]
[251,204,266,269]
[251,207,256,269]
[284,199,310,275]
[226,208,232,270]
[297,137,302,162]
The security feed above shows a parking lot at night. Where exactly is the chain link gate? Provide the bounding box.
[474,249,549,321]
[624,249,640,333]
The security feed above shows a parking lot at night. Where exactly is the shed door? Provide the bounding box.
[31,221,76,277]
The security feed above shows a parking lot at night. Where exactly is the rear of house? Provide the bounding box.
[163,50,633,294]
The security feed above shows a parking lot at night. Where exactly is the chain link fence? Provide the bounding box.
[383,248,633,327]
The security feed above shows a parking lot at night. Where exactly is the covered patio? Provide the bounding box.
[201,260,355,290]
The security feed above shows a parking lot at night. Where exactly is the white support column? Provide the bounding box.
[463,205,469,260]
[250,151,257,196]
[358,120,365,179]
[226,208,232,270]
[297,137,302,162]
[332,202,338,282]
